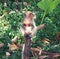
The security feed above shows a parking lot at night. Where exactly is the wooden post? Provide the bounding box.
[23,34,31,59]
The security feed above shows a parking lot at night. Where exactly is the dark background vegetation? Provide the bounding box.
[0,0,60,59]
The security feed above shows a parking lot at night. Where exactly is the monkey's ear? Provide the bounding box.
[32,12,36,19]
[26,11,36,19]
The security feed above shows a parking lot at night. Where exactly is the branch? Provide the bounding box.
[18,45,60,57]
[16,44,60,58]
[31,48,60,58]
[0,41,60,58]
[39,55,49,59]
[12,36,18,42]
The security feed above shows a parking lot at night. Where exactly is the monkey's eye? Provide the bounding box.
[23,24,26,26]
[23,23,30,27]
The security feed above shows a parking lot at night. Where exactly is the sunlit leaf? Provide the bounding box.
[37,0,60,14]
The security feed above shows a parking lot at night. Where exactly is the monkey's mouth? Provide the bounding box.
[24,33,31,39]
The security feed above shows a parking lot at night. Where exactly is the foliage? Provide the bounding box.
[37,0,60,14]
[0,0,60,59]
[37,0,60,24]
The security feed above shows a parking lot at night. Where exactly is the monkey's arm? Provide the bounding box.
[37,24,46,30]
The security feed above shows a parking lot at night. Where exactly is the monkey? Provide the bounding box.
[20,11,37,38]
[20,11,46,59]
[20,11,37,59]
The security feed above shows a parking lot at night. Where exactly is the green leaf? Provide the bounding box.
[37,0,60,14]
[49,0,60,13]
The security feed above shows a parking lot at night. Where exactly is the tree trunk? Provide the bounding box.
[23,36,31,59]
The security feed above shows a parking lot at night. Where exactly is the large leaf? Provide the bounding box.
[37,0,60,14]
[49,0,60,13]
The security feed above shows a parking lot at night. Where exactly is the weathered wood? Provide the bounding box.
[23,35,31,59]
[0,43,60,59]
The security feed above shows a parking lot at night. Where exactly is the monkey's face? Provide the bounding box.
[20,17,37,38]
[21,22,34,38]
[20,11,37,38]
